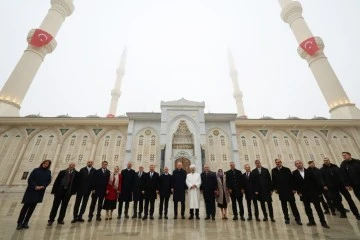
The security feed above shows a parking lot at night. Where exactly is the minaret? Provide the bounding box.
[0,0,74,117]
[278,0,360,119]
[228,50,247,118]
[107,47,127,118]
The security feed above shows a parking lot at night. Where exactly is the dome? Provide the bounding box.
[25,114,42,118]
[259,116,274,120]
[286,116,301,120]
[56,114,71,118]
[312,116,328,120]
[86,115,101,118]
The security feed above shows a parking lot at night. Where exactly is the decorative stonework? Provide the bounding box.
[173,120,193,144]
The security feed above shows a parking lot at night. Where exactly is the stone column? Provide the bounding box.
[0,0,74,116]
[278,0,360,119]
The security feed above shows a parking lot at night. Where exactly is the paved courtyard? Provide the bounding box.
[1,190,360,240]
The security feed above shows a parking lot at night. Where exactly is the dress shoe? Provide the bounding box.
[247,217,252,221]
[285,220,290,224]
[150,216,154,220]
[159,215,163,219]
[117,215,121,219]
[181,215,185,219]
[240,216,245,221]
[87,218,92,222]
[196,216,200,220]
[307,222,316,226]
[256,218,261,222]
[188,215,194,220]
[233,216,238,220]
[173,216,177,219]
[205,216,210,220]
[164,215,168,219]
[16,224,22,230]
[138,214,142,219]
[96,217,101,221]
[263,218,268,222]
[271,218,276,222]
[142,215,148,220]
[331,211,336,216]
[321,223,330,229]
[77,218,85,222]
[211,216,215,220]
[105,218,109,221]
[125,215,129,219]
[131,214,137,219]
[57,221,65,225]
[22,223,29,229]
[71,219,77,223]
[323,210,330,214]
[47,222,53,226]
[296,221,303,225]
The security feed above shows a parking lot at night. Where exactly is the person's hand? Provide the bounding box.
[141,191,145,194]
[35,186,41,190]
[156,190,159,195]
[92,190,95,194]
[274,190,278,194]
[228,189,232,194]
[106,190,109,195]
[346,186,352,191]
[298,193,302,197]
[292,190,296,194]
[171,188,174,193]
[324,186,328,190]
[255,192,259,195]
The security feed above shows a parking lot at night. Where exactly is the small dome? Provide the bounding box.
[312,116,328,120]
[259,116,274,120]
[86,115,101,118]
[25,114,42,118]
[286,116,301,120]
[56,114,71,118]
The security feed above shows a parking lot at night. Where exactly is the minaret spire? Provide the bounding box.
[0,0,74,116]
[228,49,246,118]
[107,47,127,117]
[278,0,360,119]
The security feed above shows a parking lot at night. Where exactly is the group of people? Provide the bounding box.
[16,151,360,231]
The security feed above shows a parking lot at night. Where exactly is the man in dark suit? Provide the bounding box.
[243,164,259,221]
[340,152,360,201]
[132,166,146,219]
[200,164,218,220]
[88,161,110,221]
[47,162,79,225]
[292,160,330,228]
[226,161,245,221]
[320,157,360,220]
[172,162,187,219]
[252,160,274,222]
[272,159,302,225]
[71,160,95,223]
[142,164,160,220]
[118,162,136,219]
[158,166,172,219]
[308,161,332,214]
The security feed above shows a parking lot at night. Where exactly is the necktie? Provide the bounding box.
[103,169,105,174]
[247,172,249,179]
[150,172,153,178]
[138,172,141,178]
[258,168,261,174]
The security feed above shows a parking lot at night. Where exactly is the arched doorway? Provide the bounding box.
[175,158,191,173]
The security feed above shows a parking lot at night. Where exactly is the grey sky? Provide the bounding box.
[0,0,359,118]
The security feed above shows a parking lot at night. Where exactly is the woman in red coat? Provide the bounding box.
[103,166,122,220]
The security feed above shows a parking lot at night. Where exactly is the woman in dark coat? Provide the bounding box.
[17,160,52,230]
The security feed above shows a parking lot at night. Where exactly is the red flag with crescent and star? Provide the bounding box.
[300,37,319,56]
[30,29,53,47]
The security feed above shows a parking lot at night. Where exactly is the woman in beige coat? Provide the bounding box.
[216,169,230,219]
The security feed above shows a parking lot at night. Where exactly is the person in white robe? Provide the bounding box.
[186,165,202,220]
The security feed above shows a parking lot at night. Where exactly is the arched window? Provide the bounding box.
[104,136,110,147]
[35,135,43,145]
[138,135,144,146]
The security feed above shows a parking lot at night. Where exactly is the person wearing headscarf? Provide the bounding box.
[103,166,122,220]
[216,169,230,219]
[186,164,202,220]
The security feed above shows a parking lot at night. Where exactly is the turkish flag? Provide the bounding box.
[30,29,53,47]
[300,37,319,56]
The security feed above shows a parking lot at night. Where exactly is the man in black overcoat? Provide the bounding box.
[72,160,96,223]
[320,157,360,220]
[225,161,245,221]
[132,165,146,219]
[142,164,160,220]
[243,164,259,221]
[252,160,274,222]
[340,152,360,201]
[271,159,302,225]
[292,160,329,228]
[47,162,79,225]
[158,166,172,219]
[88,161,110,221]
[172,162,187,219]
[118,162,136,219]
[200,164,218,220]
